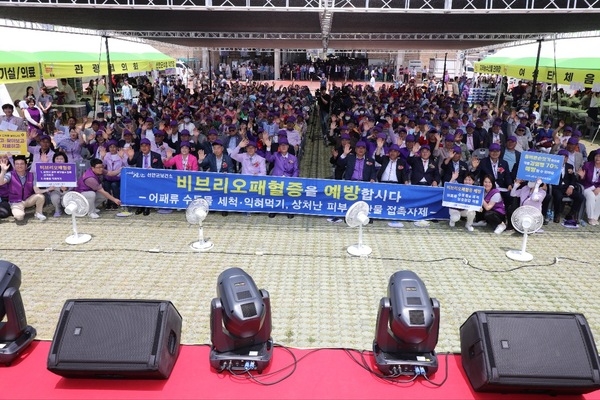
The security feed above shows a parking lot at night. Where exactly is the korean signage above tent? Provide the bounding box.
[41,59,176,80]
[0,27,176,84]
[475,37,600,90]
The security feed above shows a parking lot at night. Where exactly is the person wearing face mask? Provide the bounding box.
[508,178,546,231]
[178,112,196,134]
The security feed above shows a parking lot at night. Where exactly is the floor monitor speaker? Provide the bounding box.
[460,311,600,394]
[47,299,182,379]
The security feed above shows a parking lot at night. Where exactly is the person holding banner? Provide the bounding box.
[127,138,164,216]
[0,155,47,222]
[509,178,546,231]
[578,151,600,226]
[448,172,477,232]
[48,151,71,217]
[74,158,122,219]
[1,103,26,131]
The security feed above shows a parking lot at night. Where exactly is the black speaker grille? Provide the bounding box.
[56,302,161,364]
[237,290,252,300]
[409,310,425,325]
[487,314,593,379]
[241,302,257,318]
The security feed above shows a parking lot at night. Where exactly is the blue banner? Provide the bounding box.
[516,152,563,185]
[35,162,78,187]
[120,168,450,220]
[442,182,484,211]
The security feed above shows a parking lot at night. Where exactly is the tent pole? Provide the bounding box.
[529,39,543,115]
[442,52,448,93]
[104,36,117,122]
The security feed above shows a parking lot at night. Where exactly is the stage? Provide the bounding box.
[2,341,599,400]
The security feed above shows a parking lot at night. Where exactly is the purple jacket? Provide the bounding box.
[485,188,506,216]
[580,162,600,189]
[265,152,299,177]
[8,172,35,203]
[74,168,101,193]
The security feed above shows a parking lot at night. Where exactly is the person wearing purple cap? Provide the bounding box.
[73,158,122,219]
[337,140,377,182]
[463,122,482,154]
[577,151,600,225]
[407,143,440,186]
[483,121,506,150]
[441,145,469,185]
[263,135,299,219]
[27,133,55,171]
[502,136,521,180]
[284,118,302,154]
[230,138,266,176]
[434,133,458,168]
[164,141,199,172]
[534,119,554,153]
[565,137,584,171]
[126,137,164,216]
[374,139,408,184]
[330,133,354,181]
[198,139,234,174]
[544,150,583,225]
[151,130,174,161]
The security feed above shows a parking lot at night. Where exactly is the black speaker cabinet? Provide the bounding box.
[47,299,182,379]
[460,311,600,394]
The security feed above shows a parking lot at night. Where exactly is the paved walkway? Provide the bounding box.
[2,107,599,354]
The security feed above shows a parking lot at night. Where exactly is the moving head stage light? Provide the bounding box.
[210,267,273,373]
[0,261,36,365]
[373,270,440,376]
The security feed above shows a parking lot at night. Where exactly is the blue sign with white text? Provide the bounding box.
[516,152,563,185]
[120,168,450,220]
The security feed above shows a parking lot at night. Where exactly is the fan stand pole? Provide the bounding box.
[347,225,372,256]
[65,214,92,245]
[190,222,214,252]
[505,229,533,262]
[72,214,79,239]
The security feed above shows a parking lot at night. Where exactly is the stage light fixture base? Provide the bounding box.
[0,325,37,366]
[506,250,533,262]
[373,345,438,376]
[347,244,372,256]
[210,339,273,373]
[65,234,92,245]
[190,240,214,252]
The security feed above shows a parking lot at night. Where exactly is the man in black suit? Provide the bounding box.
[374,142,409,184]
[483,120,507,149]
[407,144,440,186]
[549,149,584,224]
[476,142,513,207]
[127,137,164,215]
[441,145,469,185]
[330,133,354,180]
[462,122,482,154]
[337,141,377,182]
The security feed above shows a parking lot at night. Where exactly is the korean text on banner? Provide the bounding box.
[516,152,564,185]
[442,182,485,211]
[0,64,40,84]
[35,163,78,187]
[120,168,450,220]
[0,131,27,155]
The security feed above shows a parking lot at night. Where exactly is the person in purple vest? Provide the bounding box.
[473,174,507,234]
[263,135,299,219]
[0,155,47,222]
[73,158,122,219]
[0,153,12,219]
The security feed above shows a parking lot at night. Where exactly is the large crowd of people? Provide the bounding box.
[1,69,599,231]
